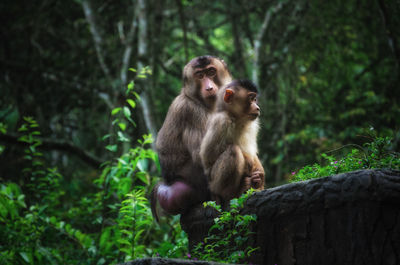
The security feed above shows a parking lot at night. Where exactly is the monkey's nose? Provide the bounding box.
[206,86,214,91]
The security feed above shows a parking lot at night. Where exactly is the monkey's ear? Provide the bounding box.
[224,89,235,103]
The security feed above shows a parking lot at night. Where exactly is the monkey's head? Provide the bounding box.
[182,55,232,108]
[218,80,260,121]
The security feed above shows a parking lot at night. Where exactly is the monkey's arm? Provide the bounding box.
[208,145,246,202]
[156,97,194,182]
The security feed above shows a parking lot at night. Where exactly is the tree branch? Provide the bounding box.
[229,1,246,77]
[252,1,284,86]
[0,133,104,168]
[137,0,158,146]
[120,0,139,87]
[176,0,189,62]
[81,0,112,79]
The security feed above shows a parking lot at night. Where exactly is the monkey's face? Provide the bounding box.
[245,91,260,120]
[222,86,260,120]
[183,56,232,108]
[195,65,218,101]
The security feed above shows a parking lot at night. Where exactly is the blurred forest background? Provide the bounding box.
[1,0,400,183]
[0,0,400,264]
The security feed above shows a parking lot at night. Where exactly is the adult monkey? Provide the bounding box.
[152,55,232,219]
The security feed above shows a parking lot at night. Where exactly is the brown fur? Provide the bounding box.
[152,56,232,219]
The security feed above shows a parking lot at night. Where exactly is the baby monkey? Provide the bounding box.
[200,79,265,205]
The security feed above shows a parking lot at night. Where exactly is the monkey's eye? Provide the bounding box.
[206,67,217,77]
[195,72,205,79]
[248,93,257,102]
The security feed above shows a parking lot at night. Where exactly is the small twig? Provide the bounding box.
[0,133,104,168]
[325,144,365,154]
[325,144,368,160]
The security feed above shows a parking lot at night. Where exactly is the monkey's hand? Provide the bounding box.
[240,170,264,195]
[250,170,264,189]
[242,176,253,191]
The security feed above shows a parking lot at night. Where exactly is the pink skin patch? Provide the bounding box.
[157,181,195,215]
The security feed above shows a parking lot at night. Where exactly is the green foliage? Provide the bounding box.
[0,117,84,264]
[192,190,259,263]
[0,76,188,264]
[0,122,6,155]
[291,134,400,182]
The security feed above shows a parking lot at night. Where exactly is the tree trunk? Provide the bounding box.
[137,0,158,146]
[176,0,189,62]
[120,0,138,88]
[81,0,111,79]
[230,2,246,78]
[252,2,284,87]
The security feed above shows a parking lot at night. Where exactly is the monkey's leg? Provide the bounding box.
[209,145,245,202]
[156,181,195,215]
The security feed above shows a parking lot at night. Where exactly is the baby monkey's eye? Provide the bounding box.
[248,92,257,101]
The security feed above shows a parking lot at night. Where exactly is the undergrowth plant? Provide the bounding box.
[0,67,187,264]
[291,132,400,182]
[192,189,260,264]
[0,117,88,264]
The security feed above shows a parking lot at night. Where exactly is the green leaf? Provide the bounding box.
[137,159,149,171]
[18,125,28,132]
[112,107,122,115]
[20,252,30,263]
[117,158,128,165]
[126,116,137,127]
[18,135,29,143]
[132,92,140,100]
[123,107,131,118]
[134,230,145,242]
[99,228,111,250]
[117,131,130,142]
[136,172,148,184]
[118,122,127,131]
[117,239,131,246]
[106,145,118,152]
[127,99,136,108]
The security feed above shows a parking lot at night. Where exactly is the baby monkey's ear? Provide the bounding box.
[224,88,235,103]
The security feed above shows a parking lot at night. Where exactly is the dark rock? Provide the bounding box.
[181,169,400,265]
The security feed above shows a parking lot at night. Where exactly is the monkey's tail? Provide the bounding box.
[150,183,160,223]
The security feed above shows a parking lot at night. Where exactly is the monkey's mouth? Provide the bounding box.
[205,93,216,99]
[248,113,259,119]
